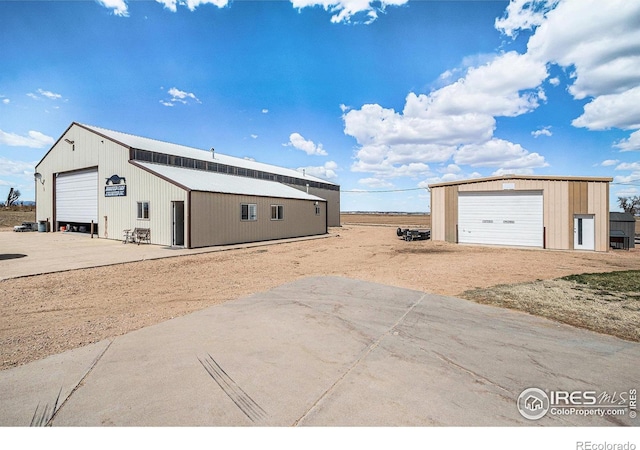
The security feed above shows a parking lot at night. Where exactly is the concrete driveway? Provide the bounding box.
[0,230,329,281]
[0,276,638,426]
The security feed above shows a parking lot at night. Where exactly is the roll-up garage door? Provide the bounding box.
[458,191,543,247]
[56,168,98,223]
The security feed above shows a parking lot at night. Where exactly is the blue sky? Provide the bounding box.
[1,0,639,211]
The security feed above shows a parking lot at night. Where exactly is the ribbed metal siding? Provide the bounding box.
[190,191,327,247]
[432,178,610,251]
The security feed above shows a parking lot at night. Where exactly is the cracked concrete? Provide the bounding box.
[0,277,638,426]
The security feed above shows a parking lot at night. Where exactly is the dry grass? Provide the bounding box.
[462,271,640,342]
[0,206,36,230]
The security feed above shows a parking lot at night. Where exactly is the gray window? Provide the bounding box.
[137,201,150,220]
[241,203,257,221]
[271,205,284,220]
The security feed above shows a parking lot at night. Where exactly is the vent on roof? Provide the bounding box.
[210,147,215,159]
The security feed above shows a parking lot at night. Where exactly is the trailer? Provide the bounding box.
[396,227,431,241]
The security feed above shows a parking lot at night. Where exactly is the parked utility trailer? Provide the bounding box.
[396,227,431,241]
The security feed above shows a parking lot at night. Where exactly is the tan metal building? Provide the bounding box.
[429,175,612,251]
[35,123,338,248]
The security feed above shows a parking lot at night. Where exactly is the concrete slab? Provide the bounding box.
[0,230,330,281]
[0,277,638,426]
[0,340,111,426]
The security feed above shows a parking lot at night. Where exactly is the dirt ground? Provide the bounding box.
[0,206,36,230]
[2,222,640,371]
[341,213,430,228]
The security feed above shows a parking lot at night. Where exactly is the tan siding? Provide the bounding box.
[190,192,326,247]
[560,181,569,249]
[430,187,446,241]
[444,185,458,242]
[588,181,610,251]
[431,176,610,252]
[308,187,340,227]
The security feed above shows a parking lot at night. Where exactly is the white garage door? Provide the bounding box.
[458,191,543,247]
[56,168,98,223]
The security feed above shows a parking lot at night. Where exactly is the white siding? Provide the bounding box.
[458,191,543,247]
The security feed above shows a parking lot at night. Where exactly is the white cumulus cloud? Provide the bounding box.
[285,133,328,156]
[614,130,640,152]
[290,0,408,24]
[454,138,548,170]
[0,129,55,149]
[600,159,619,167]
[297,161,338,179]
[0,157,37,176]
[97,0,129,16]
[155,0,229,12]
[572,87,640,131]
[495,0,559,38]
[497,0,640,152]
[344,51,549,179]
[532,126,552,138]
[615,162,640,171]
[161,87,201,106]
[27,88,63,101]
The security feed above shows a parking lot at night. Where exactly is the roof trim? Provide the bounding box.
[75,122,133,149]
[35,122,132,170]
[428,174,613,188]
[35,122,76,170]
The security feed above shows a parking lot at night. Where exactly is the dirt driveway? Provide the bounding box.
[2,225,640,370]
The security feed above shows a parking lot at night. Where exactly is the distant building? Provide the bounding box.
[35,123,340,248]
[429,175,612,251]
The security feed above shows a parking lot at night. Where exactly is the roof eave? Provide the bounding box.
[428,174,613,189]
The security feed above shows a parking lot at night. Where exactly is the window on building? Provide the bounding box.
[137,201,150,220]
[241,203,257,221]
[271,205,284,220]
[315,204,321,215]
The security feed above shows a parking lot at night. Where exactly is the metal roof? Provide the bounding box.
[610,230,629,237]
[428,174,613,188]
[79,123,337,186]
[610,212,636,222]
[135,162,326,201]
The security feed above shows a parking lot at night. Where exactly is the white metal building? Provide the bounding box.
[35,123,340,248]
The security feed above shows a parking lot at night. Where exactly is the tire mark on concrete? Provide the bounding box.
[36,339,113,426]
[198,354,267,423]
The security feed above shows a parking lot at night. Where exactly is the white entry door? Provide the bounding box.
[574,215,595,250]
